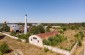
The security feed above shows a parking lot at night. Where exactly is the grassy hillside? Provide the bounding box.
[0,36,63,55]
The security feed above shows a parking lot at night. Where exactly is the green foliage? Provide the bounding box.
[0,28,3,32]
[17,33,31,42]
[0,26,10,32]
[30,26,38,34]
[10,31,17,36]
[4,26,10,32]
[61,26,67,31]
[78,40,82,46]
[18,34,27,39]
[1,22,10,32]
[70,25,79,30]
[0,43,10,54]
[45,26,50,32]
[75,31,84,46]
[43,34,67,46]
[44,48,49,52]
[30,25,45,34]
[75,31,84,40]
[59,29,64,34]
[0,51,3,55]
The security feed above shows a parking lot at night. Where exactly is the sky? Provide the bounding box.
[0,0,85,23]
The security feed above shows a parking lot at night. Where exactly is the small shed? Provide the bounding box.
[29,31,58,47]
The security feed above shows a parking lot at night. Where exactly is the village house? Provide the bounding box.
[29,31,58,47]
[8,24,20,32]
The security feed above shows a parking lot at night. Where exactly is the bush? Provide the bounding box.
[59,29,64,34]
[61,27,67,31]
[18,34,27,39]
[0,28,3,32]
[78,40,82,46]
[10,31,17,36]
[70,26,79,30]
[43,34,67,46]
[17,33,31,42]
[0,51,3,55]
[75,31,84,40]
[0,43,10,54]
[44,48,49,52]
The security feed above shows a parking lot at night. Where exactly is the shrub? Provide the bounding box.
[61,27,67,31]
[59,29,64,34]
[0,51,3,55]
[78,40,82,46]
[10,31,17,36]
[44,48,49,52]
[75,31,84,40]
[43,39,49,45]
[0,43,10,54]
[0,28,3,32]
[43,34,67,46]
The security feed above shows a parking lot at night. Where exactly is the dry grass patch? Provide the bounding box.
[0,36,63,55]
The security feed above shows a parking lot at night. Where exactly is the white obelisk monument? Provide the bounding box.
[24,14,27,34]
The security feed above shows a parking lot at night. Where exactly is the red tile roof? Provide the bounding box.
[37,31,58,39]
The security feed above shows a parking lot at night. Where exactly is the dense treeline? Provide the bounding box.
[1,22,85,27]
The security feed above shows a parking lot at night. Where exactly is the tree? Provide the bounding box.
[1,21,10,32]
[37,25,45,33]
[45,26,50,32]
[30,25,45,34]
[30,26,39,34]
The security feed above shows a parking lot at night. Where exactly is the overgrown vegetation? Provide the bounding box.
[75,31,85,46]
[44,48,49,52]
[30,25,45,34]
[17,33,31,42]
[0,22,10,32]
[0,43,10,54]
[10,31,17,36]
[43,34,67,46]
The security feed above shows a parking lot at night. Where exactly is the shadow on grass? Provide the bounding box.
[0,35,5,40]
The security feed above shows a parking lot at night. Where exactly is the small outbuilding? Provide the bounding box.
[29,31,58,47]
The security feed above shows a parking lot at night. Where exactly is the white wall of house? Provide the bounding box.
[8,24,20,32]
[29,35,43,47]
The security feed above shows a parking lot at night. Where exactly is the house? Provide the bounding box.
[29,31,58,47]
[8,24,20,32]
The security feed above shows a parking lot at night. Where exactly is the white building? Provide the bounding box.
[24,14,27,34]
[8,24,20,32]
[29,31,58,47]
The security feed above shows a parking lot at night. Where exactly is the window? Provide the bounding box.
[37,40,39,43]
[33,37,37,39]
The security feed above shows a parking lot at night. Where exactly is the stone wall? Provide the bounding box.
[70,42,78,55]
[44,45,70,55]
